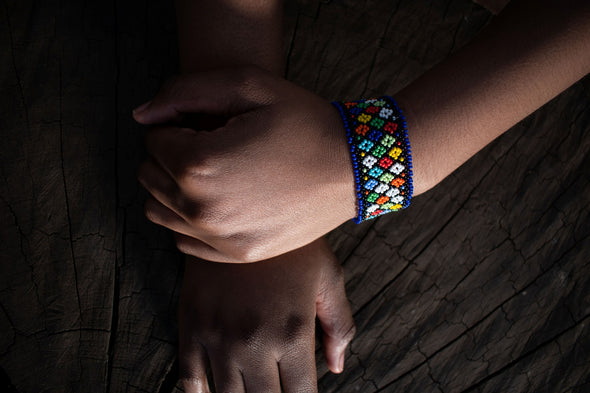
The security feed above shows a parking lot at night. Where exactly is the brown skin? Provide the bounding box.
[179,240,355,393]
[157,1,355,392]
[136,0,590,263]
[397,0,590,196]
[175,0,283,75]
[136,69,356,263]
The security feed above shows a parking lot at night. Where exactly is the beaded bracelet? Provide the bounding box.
[332,96,413,223]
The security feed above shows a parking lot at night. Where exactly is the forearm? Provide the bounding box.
[175,0,283,74]
[397,0,590,196]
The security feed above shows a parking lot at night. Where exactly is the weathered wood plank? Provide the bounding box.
[1,0,118,390]
[0,0,181,391]
[1,0,589,392]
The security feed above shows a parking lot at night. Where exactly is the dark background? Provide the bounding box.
[1,0,589,392]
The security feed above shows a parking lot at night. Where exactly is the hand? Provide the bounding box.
[134,66,357,263]
[178,238,356,393]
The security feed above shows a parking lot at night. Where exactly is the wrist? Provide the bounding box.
[324,103,359,222]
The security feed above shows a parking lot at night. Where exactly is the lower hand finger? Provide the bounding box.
[209,355,246,393]
[279,343,318,393]
[178,339,211,393]
[242,359,281,393]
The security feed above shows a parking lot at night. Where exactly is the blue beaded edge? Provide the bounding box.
[332,101,364,224]
[384,96,414,209]
[332,96,414,224]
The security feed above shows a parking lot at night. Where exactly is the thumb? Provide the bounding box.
[316,262,356,374]
[132,66,275,125]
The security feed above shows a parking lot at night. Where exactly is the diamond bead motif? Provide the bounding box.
[333,96,413,223]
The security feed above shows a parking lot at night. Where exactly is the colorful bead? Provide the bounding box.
[368,167,384,177]
[379,173,394,183]
[332,96,413,223]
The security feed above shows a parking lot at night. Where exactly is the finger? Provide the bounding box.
[174,233,236,263]
[132,67,275,125]
[208,356,246,393]
[316,262,356,374]
[278,342,318,393]
[144,196,204,239]
[178,338,211,393]
[242,360,281,393]
[143,126,204,182]
[138,158,183,212]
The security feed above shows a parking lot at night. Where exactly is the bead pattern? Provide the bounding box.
[333,96,413,223]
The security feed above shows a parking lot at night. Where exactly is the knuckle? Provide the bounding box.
[175,161,209,187]
[175,165,199,188]
[232,245,264,263]
[175,151,218,183]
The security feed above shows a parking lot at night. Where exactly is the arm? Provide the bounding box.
[399,0,590,195]
[175,0,283,74]
[164,1,355,392]
[134,0,590,262]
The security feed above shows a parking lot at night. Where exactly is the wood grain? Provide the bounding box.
[1,0,588,392]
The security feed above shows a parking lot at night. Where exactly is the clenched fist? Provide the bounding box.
[135,67,357,263]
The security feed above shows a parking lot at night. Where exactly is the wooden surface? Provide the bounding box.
[1,0,589,392]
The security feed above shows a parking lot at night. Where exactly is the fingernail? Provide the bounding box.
[133,100,152,116]
[337,351,345,373]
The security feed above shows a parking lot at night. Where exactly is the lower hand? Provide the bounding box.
[178,238,355,393]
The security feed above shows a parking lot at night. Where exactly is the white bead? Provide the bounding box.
[363,156,378,168]
[391,195,404,204]
[380,108,393,119]
[374,183,389,193]
[386,188,400,197]
[367,204,380,213]
[389,163,405,174]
